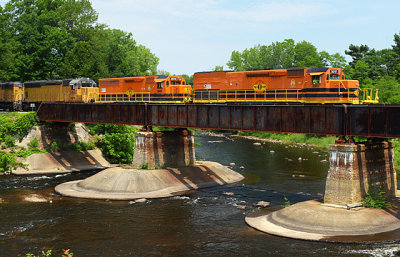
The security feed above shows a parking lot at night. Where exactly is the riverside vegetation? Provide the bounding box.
[0,112,176,174]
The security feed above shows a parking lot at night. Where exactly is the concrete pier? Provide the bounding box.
[325,141,396,206]
[246,141,400,242]
[132,130,196,169]
[56,129,244,200]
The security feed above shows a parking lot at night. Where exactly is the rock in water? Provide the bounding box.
[256,201,270,208]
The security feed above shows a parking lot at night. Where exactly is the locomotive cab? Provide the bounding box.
[69,78,98,102]
[305,67,361,104]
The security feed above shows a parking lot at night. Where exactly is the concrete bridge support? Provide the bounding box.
[246,140,400,242]
[324,141,396,206]
[132,129,196,169]
[55,128,243,200]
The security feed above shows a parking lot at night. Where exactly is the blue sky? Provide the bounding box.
[1,0,399,75]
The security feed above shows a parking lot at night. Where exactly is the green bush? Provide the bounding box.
[96,125,138,164]
[50,141,59,152]
[5,136,16,148]
[362,191,392,209]
[0,150,22,173]
[66,141,95,151]
[0,112,38,143]
[28,137,39,149]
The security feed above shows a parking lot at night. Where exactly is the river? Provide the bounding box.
[0,133,399,256]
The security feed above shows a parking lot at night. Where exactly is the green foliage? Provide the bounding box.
[1,0,158,81]
[227,39,346,71]
[26,250,52,257]
[4,136,15,148]
[28,137,40,149]
[152,126,176,132]
[283,196,291,207]
[181,74,193,85]
[96,125,138,164]
[65,141,95,151]
[213,65,224,71]
[16,147,46,158]
[0,112,37,143]
[12,112,38,141]
[237,131,335,149]
[0,150,23,173]
[141,162,149,170]
[50,141,59,152]
[362,191,392,209]
[26,249,73,257]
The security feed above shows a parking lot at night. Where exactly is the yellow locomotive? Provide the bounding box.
[0,78,97,111]
[0,81,24,110]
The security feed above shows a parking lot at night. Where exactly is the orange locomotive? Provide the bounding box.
[192,67,378,104]
[98,75,192,103]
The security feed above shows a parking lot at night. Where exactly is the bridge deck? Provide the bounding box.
[36,103,400,138]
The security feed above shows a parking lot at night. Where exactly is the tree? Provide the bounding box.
[213,65,224,71]
[345,44,370,67]
[293,40,323,67]
[373,76,400,104]
[181,74,193,85]
[0,6,18,81]
[227,39,344,71]
[2,0,159,81]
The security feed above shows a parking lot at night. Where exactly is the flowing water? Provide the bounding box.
[0,133,399,256]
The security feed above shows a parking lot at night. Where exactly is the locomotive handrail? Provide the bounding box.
[193,89,302,103]
[360,88,379,104]
[96,91,190,103]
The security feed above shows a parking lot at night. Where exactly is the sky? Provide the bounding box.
[1,0,400,75]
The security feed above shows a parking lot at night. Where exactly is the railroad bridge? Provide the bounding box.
[37,102,400,242]
[37,102,400,138]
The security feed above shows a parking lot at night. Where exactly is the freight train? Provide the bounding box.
[0,67,378,110]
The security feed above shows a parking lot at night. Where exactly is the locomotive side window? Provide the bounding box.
[326,75,329,81]
[312,75,321,84]
[166,81,169,87]
[157,82,163,89]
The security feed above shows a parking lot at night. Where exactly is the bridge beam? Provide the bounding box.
[132,129,196,169]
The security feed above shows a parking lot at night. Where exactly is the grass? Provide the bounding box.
[237,131,337,149]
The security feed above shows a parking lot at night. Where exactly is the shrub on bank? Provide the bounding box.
[90,124,139,164]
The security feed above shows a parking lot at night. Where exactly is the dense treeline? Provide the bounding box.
[0,0,158,82]
[226,35,400,104]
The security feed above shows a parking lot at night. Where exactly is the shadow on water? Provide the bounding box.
[1,133,400,256]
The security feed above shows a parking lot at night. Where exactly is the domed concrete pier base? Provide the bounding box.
[246,199,400,242]
[55,161,244,200]
[246,141,400,242]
